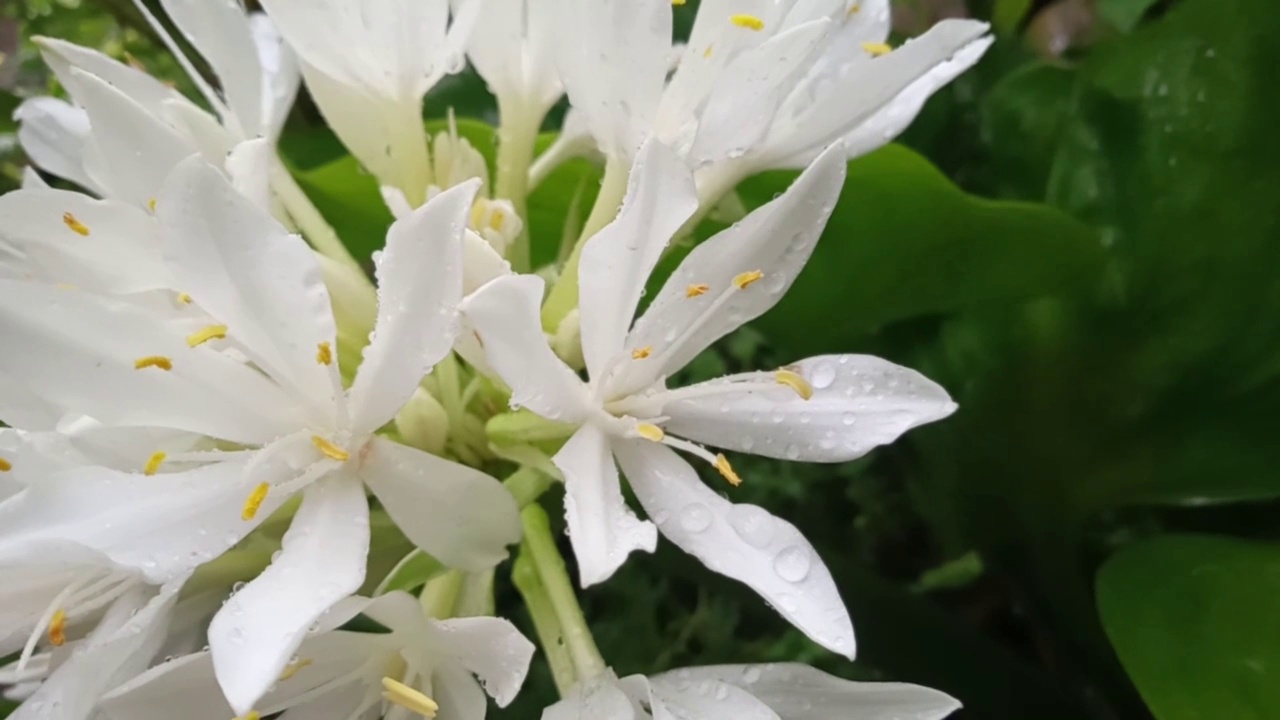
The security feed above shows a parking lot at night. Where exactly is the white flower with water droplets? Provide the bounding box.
[463,139,956,659]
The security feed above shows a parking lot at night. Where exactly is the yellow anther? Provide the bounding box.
[278,658,313,681]
[686,283,710,297]
[732,270,764,289]
[48,609,67,647]
[134,356,173,371]
[730,13,765,30]
[847,2,861,15]
[311,435,350,462]
[177,292,193,305]
[861,41,892,57]
[55,283,78,291]
[62,212,90,236]
[186,325,228,348]
[469,201,486,230]
[147,198,157,213]
[316,341,333,366]
[233,712,261,720]
[775,369,814,400]
[631,346,653,359]
[0,457,10,472]
[382,677,439,718]
[636,423,666,442]
[672,0,686,5]
[714,454,742,486]
[241,483,270,521]
[143,451,166,476]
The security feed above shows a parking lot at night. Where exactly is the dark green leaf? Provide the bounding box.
[1096,0,1162,32]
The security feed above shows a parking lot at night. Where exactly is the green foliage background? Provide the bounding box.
[3,0,1279,718]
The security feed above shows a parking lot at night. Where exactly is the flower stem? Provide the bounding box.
[495,100,544,274]
[520,504,606,682]
[512,551,577,696]
[503,466,556,508]
[269,157,363,273]
[420,569,465,619]
[540,157,630,332]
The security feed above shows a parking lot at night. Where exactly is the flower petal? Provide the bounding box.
[159,0,262,136]
[361,436,520,572]
[649,676,779,720]
[431,662,488,720]
[347,181,476,434]
[0,280,302,444]
[543,672,639,720]
[34,37,176,112]
[225,139,274,214]
[461,274,593,423]
[556,426,657,586]
[663,355,956,462]
[465,0,562,111]
[610,144,846,397]
[209,474,370,715]
[430,616,535,706]
[0,371,62,431]
[13,98,98,193]
[614,439,855,658]
[248,13,302,140]
[157,155,338,415]
[655,663,962,720]
[578,139,698,380]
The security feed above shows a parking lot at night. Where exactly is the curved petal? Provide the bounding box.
[361,436,519,572]
[430,662,488,720]
[348,181,476,434]
[13,98,98,193]
[226,139,274,214]
[466,0,561,110]
[430,616,535,706]
[0,371,63,431]
[614,439,854,658]
[158,155,338,415]
[655,663,961,720]
[649,676,779,720]
[610,144,847,397]
[209,474,370,715]
[34,37,176,112]
[159,0,262,136]
[0,280,303,444]
[543,673,638,720]
[461,274,593,423]
[248,13,302,139]
[578,139,698,380]
[662,355,957,463]
[556,426,657,586]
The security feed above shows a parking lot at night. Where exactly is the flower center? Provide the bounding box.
[382,676,439,718]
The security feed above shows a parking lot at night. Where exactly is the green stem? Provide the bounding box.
[512,552,578,696]
[504,466,557,508]
[520,504,606,681]
[495,99,544,274]
[270,158,363,273]
[540,156,630,332]
[420,569,465,620]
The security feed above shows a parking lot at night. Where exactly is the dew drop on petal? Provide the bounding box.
[809,362,836,390]
[774,545,812,583]
[679,503,712,533]
[728,505,774,549]
[741,666,762,684]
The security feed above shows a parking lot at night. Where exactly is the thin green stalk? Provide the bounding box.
[270,158,363,273]
[420,569,465,620]
[504,466,556,508]
[495,100,544,273]
[512,552,577,696]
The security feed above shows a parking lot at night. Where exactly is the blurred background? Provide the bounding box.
[2,0,1278,718]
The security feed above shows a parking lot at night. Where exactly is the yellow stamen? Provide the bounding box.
[62,212,90,236]
[241,483,270,521]
[147,197,157,213]
[278,658,313,681]
[861,41,892,57]
[134,356,173,371]
[686,283,710,297]
[847,2,861,15]
[143,451,166,476]
[311,435,350,462]
[636,423,665,442]
[672,0,686,5]
[714,454,742,486]
[233,712,261,720]
[732,270,764,289]
[489,209,505,232]
[730,13,764,30]
[186,325,228,348]
[703,44,713,59]
[0,457,10,472]
[775,369,814,400]
[177,292,193,304]
[316,341,333,366]
[631,346,652,359]
[469,201,486,230]
[48,609,67,647]
[382,677,439,718]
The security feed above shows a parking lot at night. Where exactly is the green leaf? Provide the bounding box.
[1096,0,1161,32]
[1097,534,1280,720]
[732,145,1104,357]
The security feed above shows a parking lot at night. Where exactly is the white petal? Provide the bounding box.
[347,181,476,433]
[663,355,956,463]
[0,371,63,430]
[159,0,262,136]
[578,139,698,380]
[248,13,302,139]
[13,98,98,192]
[430,616,535,705]
[462,228,512,296]
[0,280,303,444]
[542,674,638,720]
[649,676,779,720]
[614,439,855,657]
[461,274,593,423]
[556,426,657,586]
[0,188,169,294]
[158,155,338,415]
[360,436,520,572]
[610,145,847,397]
[226,139,274,214]
[466,0,562,111]
[35,37,175,112]
[656,663,962,720]
[431,662,488,720]
[209,474,370,715]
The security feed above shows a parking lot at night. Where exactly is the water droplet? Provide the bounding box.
[741,666,762,683]
[713,684,729,700]
[679,503,712,533]
[728,505,774,549]
[809,362,836,390]
[841,412,857,426]
[784,443,800,460]
[741,435,756,451]
[774,545,812,582]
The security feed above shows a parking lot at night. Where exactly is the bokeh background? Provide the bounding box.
[2,0,1278,718]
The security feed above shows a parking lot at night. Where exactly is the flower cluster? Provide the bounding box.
[0,0,989,718]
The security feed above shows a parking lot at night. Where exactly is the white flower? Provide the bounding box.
[463,139,956,659]
[0,157,520,714]
[544,0,991,197]
[458,0,562,121]
[16,0,299,205]
[260,0,479,205]
[544,664,960,720]
[99,591,535,720]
